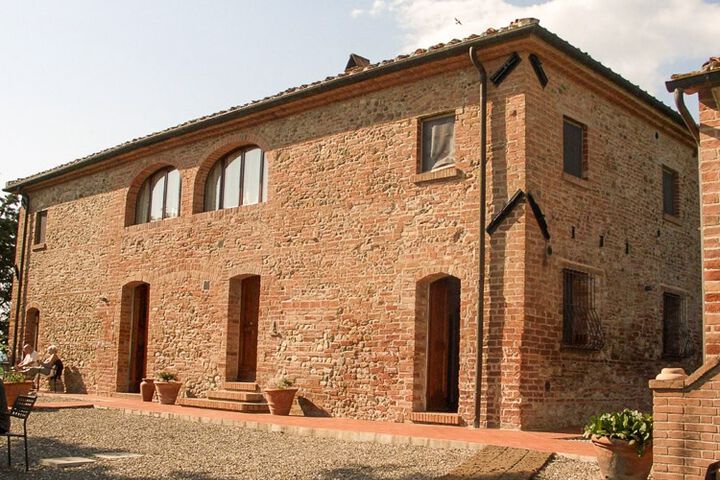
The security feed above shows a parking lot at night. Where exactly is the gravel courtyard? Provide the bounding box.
[0,408,599,479]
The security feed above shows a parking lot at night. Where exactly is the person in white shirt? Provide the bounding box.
[16,344,39,369]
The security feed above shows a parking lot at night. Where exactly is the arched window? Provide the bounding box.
[204,146,267,212]
[135,167,181,224]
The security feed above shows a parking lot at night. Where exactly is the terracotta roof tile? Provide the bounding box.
[5,17,683,190]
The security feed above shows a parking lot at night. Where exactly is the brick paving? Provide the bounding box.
[440,446,552,479]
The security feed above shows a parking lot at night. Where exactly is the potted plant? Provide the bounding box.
[154,371,181,405]
[0,367,33,407]
[263,376,298,415]
[583,409,653,480]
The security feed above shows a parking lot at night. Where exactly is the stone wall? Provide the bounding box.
[8,38,698,429]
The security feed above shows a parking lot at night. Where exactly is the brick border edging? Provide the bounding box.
[97,405,597,463]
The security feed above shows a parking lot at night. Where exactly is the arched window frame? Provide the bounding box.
[204,146,267,212]
[135,167,181,225]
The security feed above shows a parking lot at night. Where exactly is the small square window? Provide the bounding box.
[562,269,603,349]
[662,167,679,217]
[563,118,586,178]
[420,115,455,172]
[34,211,47,245]
[662,292,687,359]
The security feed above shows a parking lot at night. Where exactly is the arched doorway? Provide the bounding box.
[24,308,40,351]
[425,275,461,412]
[226,275,260,382]
[117,282,150,393]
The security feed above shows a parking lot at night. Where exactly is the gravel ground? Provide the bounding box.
[1,409,473,479]
[0,408,607,479]
[534,456,601,480]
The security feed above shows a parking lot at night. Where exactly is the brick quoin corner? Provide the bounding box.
[650,59,720,480]
[6,19,701,431]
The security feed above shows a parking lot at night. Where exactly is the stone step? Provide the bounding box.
[409,411,462,426]
[223,382,260,392]
[207,390,265,403]
[178,397,269,413]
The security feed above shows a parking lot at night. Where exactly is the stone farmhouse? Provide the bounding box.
[5,19,702,430]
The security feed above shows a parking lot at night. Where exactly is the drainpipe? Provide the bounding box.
[10,192,30,365]
[672,88,704,359]
[469,46,488,429]
[673,89,700,144]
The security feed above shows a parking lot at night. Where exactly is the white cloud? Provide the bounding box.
[353,0,720,95]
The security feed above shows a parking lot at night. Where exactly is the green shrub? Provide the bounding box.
[0,367,27,383]
[274,376,294,389]
[583,409,653,455]
[156,371,177,382]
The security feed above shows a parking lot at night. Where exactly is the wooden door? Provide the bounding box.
[238,276,260,381]
[426,276,460,412]
[129,284,149,393]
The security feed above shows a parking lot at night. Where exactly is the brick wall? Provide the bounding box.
[651,358,720,480]
[651,82,720,479]
[8,38,698,429]
[519,42,700,430]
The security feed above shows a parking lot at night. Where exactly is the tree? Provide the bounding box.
[0,192,19,352]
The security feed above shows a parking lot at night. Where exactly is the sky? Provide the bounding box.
[0,0,718,189]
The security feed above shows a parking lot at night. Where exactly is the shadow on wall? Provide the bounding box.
[297,396,331,417]
[63,366,87,394]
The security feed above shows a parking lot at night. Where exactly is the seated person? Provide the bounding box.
[0,379,9,433]
[16,344,39,369]
[23,345,60,390]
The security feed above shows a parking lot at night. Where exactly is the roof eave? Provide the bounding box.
[666,69,720,94]
[5,22,687,192]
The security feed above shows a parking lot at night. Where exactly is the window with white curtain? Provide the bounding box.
[135,167,181,224]
[204,146,268,211]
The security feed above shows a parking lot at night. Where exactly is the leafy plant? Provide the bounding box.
[273,376,294,389]
[0,367,26,383]
[156,371,177,382]
[583,409,653,455]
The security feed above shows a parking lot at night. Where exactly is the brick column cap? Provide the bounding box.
[649,356,720,391]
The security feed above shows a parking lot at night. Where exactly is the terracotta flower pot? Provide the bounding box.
[591,435,653,480]
[154,381,181,405]
[4,381,33,408]
[140,378,155,402]
[263,388,298,415]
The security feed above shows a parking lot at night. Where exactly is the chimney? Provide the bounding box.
[345,53,370,72]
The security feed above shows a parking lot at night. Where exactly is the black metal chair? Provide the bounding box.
[3,394,37,471]
[49,359,64,393]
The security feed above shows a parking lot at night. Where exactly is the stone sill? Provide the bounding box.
[562,172,591,189]
[409,411,461,425]
[649,355,720,391]
[663,213,682,226]
[124,215,184,233]
[31,242,47,252]
[559,344,602,353]
[412,166,462,184]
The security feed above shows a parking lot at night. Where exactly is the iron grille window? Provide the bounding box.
[663,293,691,359]
[562,269,604,349]
[563,118,586,178]
[421,115,455,172]
[662,167,679,217]
[34,211,47,245]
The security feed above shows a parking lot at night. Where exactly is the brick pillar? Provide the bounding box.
[699,85,720,355]
[650,360,720,480]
